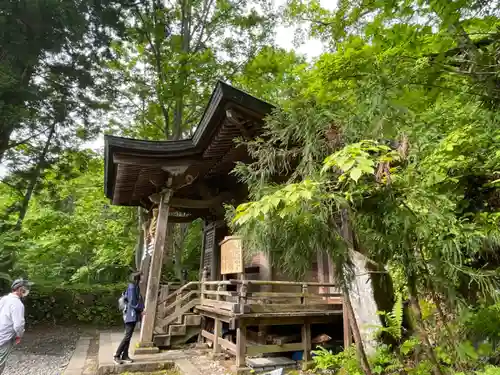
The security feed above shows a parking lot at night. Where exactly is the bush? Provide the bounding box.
[23,283,127,326]
[312,345,362,374]
[463,303,500,348]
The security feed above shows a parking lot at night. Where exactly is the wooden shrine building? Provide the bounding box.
[104,81,349,372]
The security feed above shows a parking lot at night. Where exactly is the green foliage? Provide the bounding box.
[233,46,308,103]
[228,2,500,373]
[180,220,203,280]
[24,283,126,326]
[322,140,398,184]
[109,0,277,141]
[162,220,203,282]
[312,345,362,374]
[0,231,17,290]
[1,152,137,284]
[462,303,500,348]
[376,293,404,340]
[474,366,500,375]
[0,0,129,164]
[229,179,349,280]
[371,345,403,374]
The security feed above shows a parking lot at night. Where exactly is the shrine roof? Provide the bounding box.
[104,81,274,214]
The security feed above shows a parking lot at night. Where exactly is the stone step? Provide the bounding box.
[153,334,171,347]
[246,357,297,373]
[97,359,174,375]
[134,346,160,355]
[63,336,92,375]
[184,314,202,326]
[98,332,174,374]
[168,324,187,336]
[170,327,201,347]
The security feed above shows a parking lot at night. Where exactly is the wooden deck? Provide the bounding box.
[196,278,347,372]
[152,278,350,372]
[195,279,343,324]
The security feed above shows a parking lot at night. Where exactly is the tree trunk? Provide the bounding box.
[172,223,190,279]
[135,207,148,270]
[0,125,15,165]
[15,122,56,231]
[0,64,36,164]
[430,5,499,105]
[173,0,192,140]
[335,211,374,375]
[407,276,444,375]
[342,285,373,375]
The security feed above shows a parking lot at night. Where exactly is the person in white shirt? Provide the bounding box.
[0,278,32,374]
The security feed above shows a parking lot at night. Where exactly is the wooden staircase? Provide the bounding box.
[153,282,202,348]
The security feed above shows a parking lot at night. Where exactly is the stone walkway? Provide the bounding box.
[64,336,93,375]
[63,331,231,375]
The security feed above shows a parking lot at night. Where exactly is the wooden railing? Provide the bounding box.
[155,281,200,333]
[154,278,343,335]
[198,279,345,370]
[200,279,342,314]
[158,281,199,306]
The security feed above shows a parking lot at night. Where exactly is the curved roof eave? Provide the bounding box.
[104,80,274,200]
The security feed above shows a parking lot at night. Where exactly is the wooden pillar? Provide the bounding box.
[327,253,336,295]
[198,269,208,344]
[139,254,151,300]
[259,252,272,284]
[213,282,223,354]
[256,253,270,345]
[343,300,352,348]
[140,211,156,298]
[213,318,221,354]
[139,190,172,346]
[317,250,328,298]
[236,321,247,369]
[198,221,206,282]
[301,319,312,368]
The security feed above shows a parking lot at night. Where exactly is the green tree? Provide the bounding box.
[226,4,500,372]
[108,0,277,140]
[233,46,307,103]
[285,0,500,106]
[0,0,129,163]
[3,151,138,284]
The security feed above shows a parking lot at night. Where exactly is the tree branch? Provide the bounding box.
[0,180,23,196]
[6,126,52,150]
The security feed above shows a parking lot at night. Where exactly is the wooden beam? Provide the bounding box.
[168,215,197,223]
[170,197,215,209]
[219,337,237,355]
[170,192,232,210]
[236,322,247,369]
[201,299,241,313]
[244,315,335,326]
[343,301,352,348]
[302,320,312,364]
[202,329,214,342]
[213,317,221,354]
[139,189,172,346]
[114,153,196,168]
[226,109,251,138]
[246,342,303,356]
[248,303,337,313]
[194,305,235,319]
[198,183,225,217]
[240,310,343,319]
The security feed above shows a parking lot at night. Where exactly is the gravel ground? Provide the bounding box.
[3,326,85,375]
[189,353,232,375]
